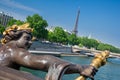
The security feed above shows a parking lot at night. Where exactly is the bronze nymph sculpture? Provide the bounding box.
[0,23,97,80]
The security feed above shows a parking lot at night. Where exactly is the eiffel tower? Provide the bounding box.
[72,9,80,36]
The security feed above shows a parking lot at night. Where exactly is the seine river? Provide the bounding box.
[21,56,120,80]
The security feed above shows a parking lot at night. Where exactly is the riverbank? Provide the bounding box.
[29,41,72,53]
[29,41,120,58]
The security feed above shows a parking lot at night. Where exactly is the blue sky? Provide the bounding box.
[0,0,120,48]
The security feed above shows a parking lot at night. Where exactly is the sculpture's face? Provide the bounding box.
[16,32,32,49]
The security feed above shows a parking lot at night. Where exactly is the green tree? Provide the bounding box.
[7,18,24,27]
[79,37,99,49]
[68,33,78,45]
[0,24,5,34]
[87,38,99,49]
[97,43,120,53]
[16,20,24,25]
[53,27,68,44]
[48,31,56,42]
[26,14,48,40]
[7,18,17,26]
[80,37,89,48]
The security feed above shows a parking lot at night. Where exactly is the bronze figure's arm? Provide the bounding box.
[11,48,96,79]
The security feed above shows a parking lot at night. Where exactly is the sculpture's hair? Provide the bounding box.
[1,23,33,44]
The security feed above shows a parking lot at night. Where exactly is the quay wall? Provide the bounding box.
[29,41,72,53]
[29,42,120,58]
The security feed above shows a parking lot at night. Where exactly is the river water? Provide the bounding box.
[21,56,120,80]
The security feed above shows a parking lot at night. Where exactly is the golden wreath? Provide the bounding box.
[1,23,33,44]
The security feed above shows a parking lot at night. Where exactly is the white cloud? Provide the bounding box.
[0,0,41,20]
[0,0,39,13]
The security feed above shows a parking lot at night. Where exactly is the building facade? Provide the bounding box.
[0,12,13,27]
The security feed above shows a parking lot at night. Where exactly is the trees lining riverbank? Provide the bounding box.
[0,14,120,53]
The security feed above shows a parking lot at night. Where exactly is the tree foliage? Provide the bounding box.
[54,27,68,44]
[0,24,5,34]
[48,27,68,44]
[48,31,57,42]
[26,14,48,40]
[67,33,79,45]
[7,18,24,26]
[97,43,120,53]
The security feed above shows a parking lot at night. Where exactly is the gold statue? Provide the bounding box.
[75,50,110,80]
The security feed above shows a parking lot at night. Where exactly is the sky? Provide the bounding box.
[0,0,120,48]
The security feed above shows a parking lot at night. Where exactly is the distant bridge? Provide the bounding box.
[72,46,120,58]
